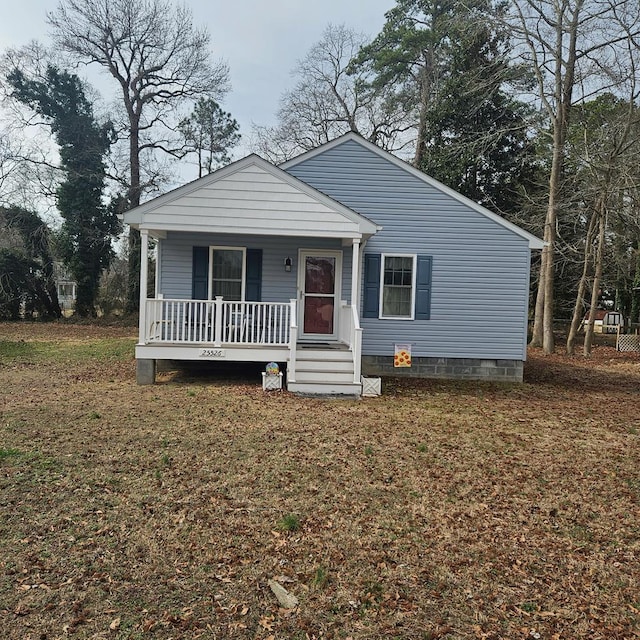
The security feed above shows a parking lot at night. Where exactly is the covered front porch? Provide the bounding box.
[135,294,363,394]
[124,153,378,394]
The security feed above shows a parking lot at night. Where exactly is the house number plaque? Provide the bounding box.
[199,349,225,358]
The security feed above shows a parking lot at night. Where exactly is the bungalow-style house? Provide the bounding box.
[123,133,543,395]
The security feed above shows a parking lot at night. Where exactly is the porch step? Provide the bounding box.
[296,359,354,373]
[294,370,356,384]
[294,347,353,361]
[287,345,360,396]
[287,380,362,397]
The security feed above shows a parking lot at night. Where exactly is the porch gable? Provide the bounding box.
[123,155,377,240]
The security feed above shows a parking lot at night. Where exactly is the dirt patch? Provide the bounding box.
[1,324,639,639]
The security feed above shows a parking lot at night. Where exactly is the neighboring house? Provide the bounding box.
[53,262,76,313]
[123,133,543,395]
[583,309,623,334]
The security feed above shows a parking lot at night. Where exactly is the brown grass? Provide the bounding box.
[1,321,639,639]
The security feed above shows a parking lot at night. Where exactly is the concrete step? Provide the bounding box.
[287,380,362,397]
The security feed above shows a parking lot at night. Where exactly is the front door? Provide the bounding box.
[298,250,342,340]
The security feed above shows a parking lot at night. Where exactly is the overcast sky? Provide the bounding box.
[0,0,396,157]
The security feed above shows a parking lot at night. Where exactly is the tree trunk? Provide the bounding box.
[412,64,430,168]
[529,227,547,347]
[567,210,598,355]
[541,119,566,354]
[125,118,142,314]
[584,203,606,356]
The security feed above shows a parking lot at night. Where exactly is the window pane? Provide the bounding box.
[303,296,334,334]
[383,286,411,316]
[212,280,242,300]
[213,250,242,279]
[212,249,243,300]
[305,257,335,294]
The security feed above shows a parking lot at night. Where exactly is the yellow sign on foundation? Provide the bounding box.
[394,344,412,368]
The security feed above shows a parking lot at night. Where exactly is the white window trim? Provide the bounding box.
[379,253,416,320]
[207,246,247,301]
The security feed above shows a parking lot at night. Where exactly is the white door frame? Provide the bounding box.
[297,249,342,341]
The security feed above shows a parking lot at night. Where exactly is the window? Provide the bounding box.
[363,253,431,320]
[193,247,262,301]
[381,254,416,319]
[58,283,75,298]
[209,247,245,301]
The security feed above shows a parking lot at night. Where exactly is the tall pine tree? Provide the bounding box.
[352,0,537,216]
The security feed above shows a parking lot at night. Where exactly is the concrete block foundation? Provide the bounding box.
[361,355,524,383]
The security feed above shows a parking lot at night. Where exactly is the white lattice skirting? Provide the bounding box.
[616,334,640,352]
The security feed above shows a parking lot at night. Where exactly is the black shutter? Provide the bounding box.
[192,246,209,300]
[363,253,381,318]
[245,248,262,302]
[415,255,432,320]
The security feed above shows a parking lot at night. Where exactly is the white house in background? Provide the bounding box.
[123,133,544,396]
[53,262,76,313]
[583,309,623,334]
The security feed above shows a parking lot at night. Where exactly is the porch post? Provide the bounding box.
[138,229,149,344]
[213,296,223,347]
[351,239,361,309]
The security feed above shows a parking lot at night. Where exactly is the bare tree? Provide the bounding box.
[48,0,229,311]
[0,43,63,212]
[251,24,411,163]
[565,93,640,355]
[510,0,640,354]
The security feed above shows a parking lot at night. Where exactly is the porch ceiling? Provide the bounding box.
[124,154,379,240]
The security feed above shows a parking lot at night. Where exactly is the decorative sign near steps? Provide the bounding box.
[262,362,283,391]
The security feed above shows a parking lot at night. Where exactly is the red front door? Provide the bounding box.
[299,251,341,339]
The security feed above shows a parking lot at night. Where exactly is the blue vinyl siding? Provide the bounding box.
[285,139,531,360]
[159,232,352,305]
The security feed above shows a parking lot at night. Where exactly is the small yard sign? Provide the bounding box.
[394,343,412,367]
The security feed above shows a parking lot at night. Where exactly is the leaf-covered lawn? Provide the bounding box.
[1,322,639,639]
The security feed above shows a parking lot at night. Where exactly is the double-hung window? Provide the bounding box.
[381,254,416,319]
[363,252,431,320]
[209,247,246,301]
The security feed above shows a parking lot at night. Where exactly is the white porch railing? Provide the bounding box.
[338,301,363,384]
[144,297,292,346]
[143,296,363,389]
[350,304,363,383]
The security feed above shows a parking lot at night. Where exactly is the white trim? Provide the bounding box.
[136,343,290,363]
[207,246,246,301]
[138,230,149,343]
[281,132,544,250]
[351,239,360,310]
[379,253,416,321]
[298,249,343,340]
[154,240,161,297]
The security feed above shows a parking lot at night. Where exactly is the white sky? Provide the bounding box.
[0,0,395,157]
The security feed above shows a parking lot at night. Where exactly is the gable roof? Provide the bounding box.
[281,132,545,250]
[123,153,379,239]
